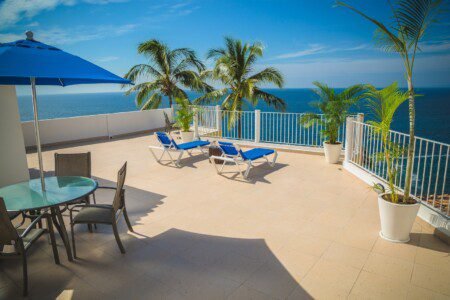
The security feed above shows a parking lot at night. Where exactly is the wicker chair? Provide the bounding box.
[0,198,59,296]
[69,162,133,257]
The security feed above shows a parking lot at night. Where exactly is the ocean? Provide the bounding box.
[17,88,450,144]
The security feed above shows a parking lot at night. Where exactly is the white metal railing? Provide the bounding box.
[346,119,449,218]
[192,105,352,147]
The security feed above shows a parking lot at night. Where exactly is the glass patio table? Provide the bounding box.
[0,176,98,261]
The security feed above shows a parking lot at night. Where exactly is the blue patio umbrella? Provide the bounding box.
[0,31,131,190]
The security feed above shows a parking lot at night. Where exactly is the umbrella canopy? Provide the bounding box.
[0,32,131,190]
[0,32,130,86]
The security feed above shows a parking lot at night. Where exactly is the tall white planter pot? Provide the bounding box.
[180,131,194,143]
[323,142,342,164]
[378,194,420,243]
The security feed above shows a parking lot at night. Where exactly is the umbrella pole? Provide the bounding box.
[30,77,46,191]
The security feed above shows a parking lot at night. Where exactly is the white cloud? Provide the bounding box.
[276,44,325,59]
[0,0,129,28]
[27,21,40,27]
[0,23,137,45]
[275,43,370,59]
[96,56,119,62]
[0,33,24,42]
[420,41,450,53]
[264,54,450,87]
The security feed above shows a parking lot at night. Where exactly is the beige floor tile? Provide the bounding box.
[363,252,414,282]
[411,263,450,296]
[20,134,450,299]
[414,234,450,270]
[407,285,450,300]
[284,234,332,258]
[274,246,319,282]
[322,242,369,269]
[227,284,278,300]
[333,224,379,251]
[372,237,418,262]
[300,258,360,298]
[349,270,410,300]
[286,286,314,300]
[243,257,300,299]
[206,251,266,284]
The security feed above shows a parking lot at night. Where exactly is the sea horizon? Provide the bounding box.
[18,88,450,144]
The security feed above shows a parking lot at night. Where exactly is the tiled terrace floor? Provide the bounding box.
[1,133,449,299]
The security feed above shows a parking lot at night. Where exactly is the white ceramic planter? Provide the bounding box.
[378,194,420,243]
[180,131,194,143]
[323,142,342,164]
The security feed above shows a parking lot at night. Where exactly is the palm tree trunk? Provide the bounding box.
[168,96,173,108]
[403,77,415,202]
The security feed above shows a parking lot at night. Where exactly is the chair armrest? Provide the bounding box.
[97,186,117,190]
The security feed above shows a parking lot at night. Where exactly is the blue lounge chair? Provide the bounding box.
[149,132,210,167]
[210,141,278,179]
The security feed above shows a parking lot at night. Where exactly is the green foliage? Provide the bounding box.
[174,97,195,132]
[194,37,286,130]
[365,82,409,203]
[335,0,444,201]
[124,39,213,110]
[300,82,366,144]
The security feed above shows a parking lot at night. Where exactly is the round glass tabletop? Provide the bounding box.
[0,176,98,212]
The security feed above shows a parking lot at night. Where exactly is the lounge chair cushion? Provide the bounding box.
[241,148,275,161]
[156,132,172,147]
[176,140,210,150]
[218,142,239,156]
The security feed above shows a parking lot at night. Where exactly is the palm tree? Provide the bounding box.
[195,37,285,134]
[124,39,212,110]
[366,82,409,203]
[300,82,367,145]
[336,0,443,200]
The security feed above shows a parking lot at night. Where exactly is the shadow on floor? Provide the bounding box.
[216,162,289,184]
[4,227,313,299]
[1,170,166,299]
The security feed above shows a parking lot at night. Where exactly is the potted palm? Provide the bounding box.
[174,97,195,143]
[300,82,366,163]
[367,82,420,243]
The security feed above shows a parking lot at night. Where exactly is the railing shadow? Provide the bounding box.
[410,233,450,253]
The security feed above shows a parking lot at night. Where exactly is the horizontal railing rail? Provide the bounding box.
[189,105,355,148]
[347,119,449,218]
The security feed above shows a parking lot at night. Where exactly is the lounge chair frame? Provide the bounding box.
[148,132,209,167]
[210,143,277,179]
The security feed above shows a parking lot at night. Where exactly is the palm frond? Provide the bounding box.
[336,1,406,53]
[193,88,229,105]
[249,67,284,88]
[139,92,162,110]
[252,88,287,111]
[123,64,162,85]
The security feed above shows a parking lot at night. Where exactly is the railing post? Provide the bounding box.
[215,105,222,138]
[355,113,364,162]
[344,116,356,166]
[255,109,261,143]
[193,107,199,140]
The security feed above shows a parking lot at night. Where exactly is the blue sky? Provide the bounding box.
[1,0,449,94]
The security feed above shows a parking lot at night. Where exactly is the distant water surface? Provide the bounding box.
[17,88,450,143]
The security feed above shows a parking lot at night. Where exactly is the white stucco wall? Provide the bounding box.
[0,86,29,187]
[22,108,172,147]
